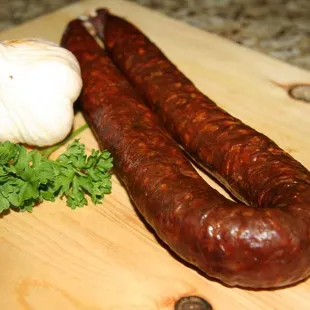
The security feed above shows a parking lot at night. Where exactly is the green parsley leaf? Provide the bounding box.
[0,127,113,214]
[54,140,113,210]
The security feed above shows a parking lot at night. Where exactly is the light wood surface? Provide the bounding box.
[1,1,310,309]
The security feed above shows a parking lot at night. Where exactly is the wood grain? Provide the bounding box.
[1,1,310,309]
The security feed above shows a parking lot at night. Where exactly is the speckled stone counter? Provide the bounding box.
[1,0,309,71]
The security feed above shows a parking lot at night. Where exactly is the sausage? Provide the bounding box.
[61,18,310,289]
[92,9,310,208]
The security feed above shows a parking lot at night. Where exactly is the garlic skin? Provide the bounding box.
[0,38,83,147]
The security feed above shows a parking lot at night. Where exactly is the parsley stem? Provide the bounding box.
[40,123,89,159]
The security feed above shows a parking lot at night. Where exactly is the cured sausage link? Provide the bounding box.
[61,19,310,289]
[92,9,310,210]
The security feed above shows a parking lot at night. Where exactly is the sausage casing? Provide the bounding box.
[61,17,310,289]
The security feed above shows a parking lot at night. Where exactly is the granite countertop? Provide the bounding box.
[0,0,309,71]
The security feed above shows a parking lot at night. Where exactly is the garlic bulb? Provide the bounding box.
[0,38,82,147]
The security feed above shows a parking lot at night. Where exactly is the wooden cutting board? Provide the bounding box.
[1,1,310,309]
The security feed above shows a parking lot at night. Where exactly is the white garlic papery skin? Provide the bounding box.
[0,38,83,147]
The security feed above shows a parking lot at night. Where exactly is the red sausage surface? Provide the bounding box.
[61,17,310,289]
[93,9,310,209]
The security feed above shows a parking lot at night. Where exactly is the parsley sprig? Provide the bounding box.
[0,124,113,214]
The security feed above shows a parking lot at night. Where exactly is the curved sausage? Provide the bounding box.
[61,18,310,289]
